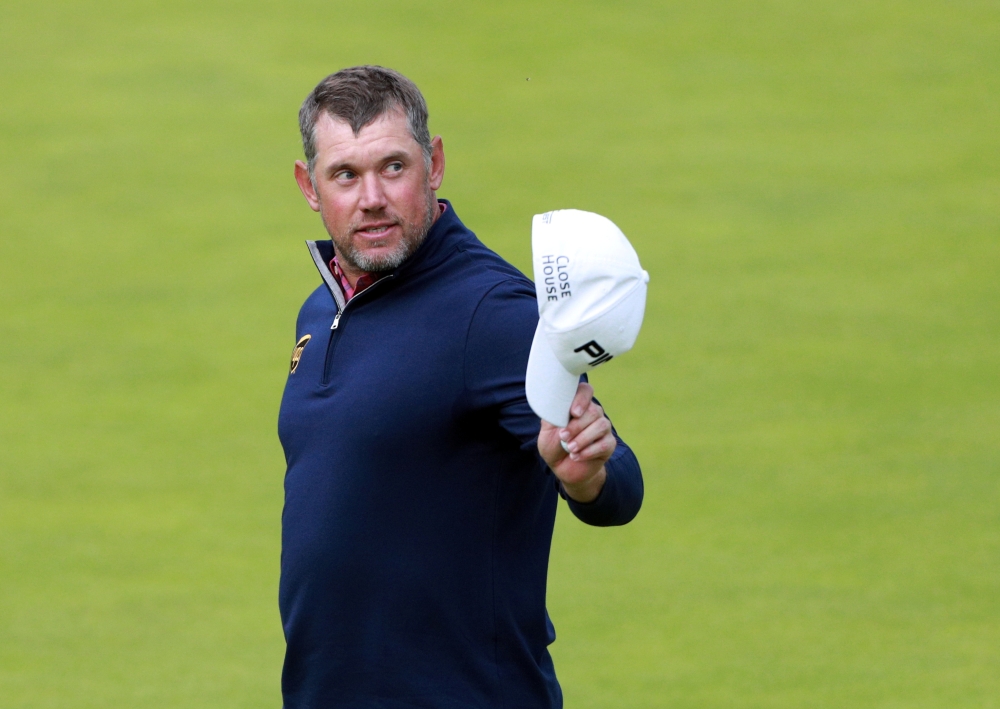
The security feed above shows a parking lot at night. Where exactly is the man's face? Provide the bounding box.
[294,111,445,280]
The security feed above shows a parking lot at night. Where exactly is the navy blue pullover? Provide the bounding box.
[278,201,643,708]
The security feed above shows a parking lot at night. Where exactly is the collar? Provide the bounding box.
[328,255,384,301]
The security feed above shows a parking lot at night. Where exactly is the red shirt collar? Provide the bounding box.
[328,256,381,301]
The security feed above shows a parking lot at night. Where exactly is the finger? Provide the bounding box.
[568,381,594,419]
[559,400,605,441]
[565,415,612,455]
[568,432,617,463]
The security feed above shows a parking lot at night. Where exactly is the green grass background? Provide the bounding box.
[1,1,998,706]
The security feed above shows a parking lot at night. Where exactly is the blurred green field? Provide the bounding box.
[1,1,998,707]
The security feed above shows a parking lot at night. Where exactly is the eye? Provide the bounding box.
[335,169,356,182]
[384,162,403,174]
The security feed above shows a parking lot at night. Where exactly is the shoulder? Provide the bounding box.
[426,200,536,299]
[453,243,537,329]
[452,233,535,300]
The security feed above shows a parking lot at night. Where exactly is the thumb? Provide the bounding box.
[537,420,568,460]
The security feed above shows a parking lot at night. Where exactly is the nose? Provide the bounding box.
[358,174,388,212]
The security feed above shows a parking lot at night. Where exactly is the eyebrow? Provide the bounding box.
[324,151,412,178]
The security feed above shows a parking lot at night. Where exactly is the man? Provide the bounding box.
[278,66,643,708]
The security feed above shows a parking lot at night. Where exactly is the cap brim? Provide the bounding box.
[525,321,580,428]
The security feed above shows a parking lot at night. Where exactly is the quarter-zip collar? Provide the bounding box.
[306,240,346,310]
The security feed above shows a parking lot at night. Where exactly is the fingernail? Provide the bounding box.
[559,429,570,441]
[570,453,579,461]
[568,442,578,452]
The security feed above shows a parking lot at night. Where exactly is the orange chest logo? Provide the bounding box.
[289,334,312,374]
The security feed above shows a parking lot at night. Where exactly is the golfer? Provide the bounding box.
[278,65,643,708]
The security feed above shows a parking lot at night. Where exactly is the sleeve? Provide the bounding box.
[560,426,643,527]
[463,277,644,527]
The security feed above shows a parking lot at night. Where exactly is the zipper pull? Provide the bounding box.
[331,310,343,330]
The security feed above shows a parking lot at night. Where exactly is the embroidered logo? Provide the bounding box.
[289,334,312,374]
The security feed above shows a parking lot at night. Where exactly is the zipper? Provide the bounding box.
[320,275,393,387]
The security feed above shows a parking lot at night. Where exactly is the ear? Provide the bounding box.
[294,160,321,212]
[428,136,445,191]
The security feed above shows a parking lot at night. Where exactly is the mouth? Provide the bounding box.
[354,222,398,239]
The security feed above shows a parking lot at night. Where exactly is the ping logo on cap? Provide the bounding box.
[574,340,613,367]
[289,334,312,374]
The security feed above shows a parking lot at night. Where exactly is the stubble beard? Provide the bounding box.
[333,192,437,275]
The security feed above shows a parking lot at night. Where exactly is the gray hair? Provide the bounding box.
[299,66,432,176]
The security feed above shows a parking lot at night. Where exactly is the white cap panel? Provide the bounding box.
[525,321,580,427]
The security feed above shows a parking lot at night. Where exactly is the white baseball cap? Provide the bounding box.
[526,209,649,427]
